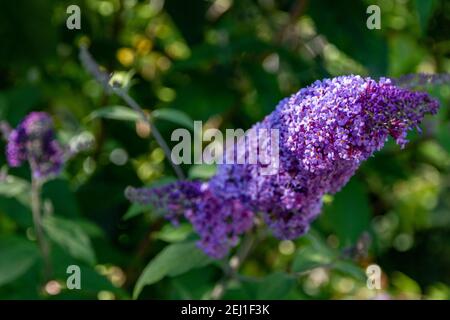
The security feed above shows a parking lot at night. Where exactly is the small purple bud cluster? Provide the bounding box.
[393,72,450,89]
[0,121,12,140]
[126,75,439,258]
[6,112,64,179]
[126,181,254,258]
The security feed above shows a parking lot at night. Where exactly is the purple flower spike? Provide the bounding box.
[127,75,440,258]
[126,181,254,258]
[6,112,64,179]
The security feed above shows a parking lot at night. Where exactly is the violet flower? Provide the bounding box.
[126,75,440,258]
[6,112,64,179]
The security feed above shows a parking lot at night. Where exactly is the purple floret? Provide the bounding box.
[6,112,64,179]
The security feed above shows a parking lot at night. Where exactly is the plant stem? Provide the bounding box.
[79,46,185,180]
[31,178,51,280]
[211,232,256,300]
[113,88,186,180]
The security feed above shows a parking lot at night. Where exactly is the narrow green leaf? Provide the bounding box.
[414,0,437,34]
[188,164,217,179]
[86,106,140,122]
[0,236,39,287]
[0,175,31,206]
[151,108,194,130]
[292,246,333,273]
[133,241,211,298]
[122,203,153,221]
[292,231,337,273]
[154,224,193,243]
[256,272,294,299]
[76,219,105,238]
[334,260,366,282]
[43,216,96,265]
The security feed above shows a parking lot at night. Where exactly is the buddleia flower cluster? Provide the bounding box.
[5,112,64,179]
[126,75,440,258]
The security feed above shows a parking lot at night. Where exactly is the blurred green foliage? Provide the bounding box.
[0,0,449,300]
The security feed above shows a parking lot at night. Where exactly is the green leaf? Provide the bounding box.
[0,175,30,205]
[292,246,334,273]
[392,272,422,299]
[133,241,211,298]
[188,164,217,179]
[170,267,216,299]
[333,260,366,282]
[151,108,194,130]
[76,219,105,238]
[326,179,372,245]
[415,0,437,34]
[122,203,153,221]
[0,176,31,221]
[0,236,39,287]
[43,216,96,265]
[292,231,337,273]
[154,223,193,243]
[305,230,337,255]
[0,197,32,228]
[86,106,140,122]
[256,272,294,300]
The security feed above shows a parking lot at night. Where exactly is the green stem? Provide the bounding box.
[210,231,258,300]
[31,178,51,280]
[79,46,186,180]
